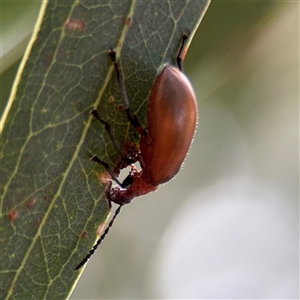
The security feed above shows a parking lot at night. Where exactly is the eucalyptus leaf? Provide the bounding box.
[0,1,210,298]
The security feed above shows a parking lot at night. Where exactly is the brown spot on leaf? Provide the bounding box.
[81,230,87,238]
[64,18,86,32]
[95,171,112,185]
[27,199,36,208]
[108,96,115,103]
[8,210,18,221]
[126,17,132,26]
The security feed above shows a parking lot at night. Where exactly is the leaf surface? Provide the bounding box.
[0,0,210,298]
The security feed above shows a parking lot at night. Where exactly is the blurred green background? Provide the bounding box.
[1,1,298,299]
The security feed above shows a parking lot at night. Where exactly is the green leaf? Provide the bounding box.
[0,0,210,298]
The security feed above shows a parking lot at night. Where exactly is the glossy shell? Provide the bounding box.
[140,65,197,186]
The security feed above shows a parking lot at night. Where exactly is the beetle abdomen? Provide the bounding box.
[140,65,197,186]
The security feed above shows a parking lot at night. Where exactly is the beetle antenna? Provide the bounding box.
[176,31,190,72]
[75,205,123,271]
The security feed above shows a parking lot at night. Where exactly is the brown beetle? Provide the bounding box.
[75,33,197,270]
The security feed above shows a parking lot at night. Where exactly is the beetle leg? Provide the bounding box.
[176,31,190,72]
[90,109,122,154]
[109,49,144,135]
[90,155,129,188]
[90,109,135,164]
